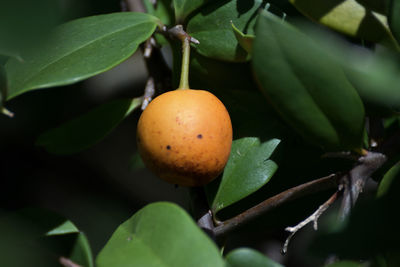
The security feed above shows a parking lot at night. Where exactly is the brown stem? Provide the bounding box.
[214,174,340,237]
[282,190,340,254]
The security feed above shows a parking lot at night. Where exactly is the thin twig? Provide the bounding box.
[282,190,340,254]
[59,257,82,267]
[214,174,340,237]
[141,77,155,110]
[143,37,156,58]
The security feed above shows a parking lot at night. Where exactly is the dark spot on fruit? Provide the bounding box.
[166,145,171,150]
[197,134,203,139]
[137,137,141,143]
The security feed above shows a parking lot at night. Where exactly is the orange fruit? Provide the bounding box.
[137,89,233,186]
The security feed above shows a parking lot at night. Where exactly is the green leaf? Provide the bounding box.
[187,0,266,62]
[377,161,400,198]
[96,202,224,267]
[36,97,141,155]
[69,232,94,267]
[388,0,400,46]
[252,11,365,151]
[0,65,6,104]
[324,261,363,267]
[46,221,79,236]
[46,220,94,267]
[289,0,396,47]
[225,248,284,267]
[5,12,158,100]
[0,48,22,62]
[232,22,255,53]
[173,0,211,23]
[210,137,280,214]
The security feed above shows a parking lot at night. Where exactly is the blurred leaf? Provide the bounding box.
[388,0,400,43]
[173,0,211,23]
[96,202,224,267]
[312,167,400,258]
[324,261,363,267]
[36,97,141,155]
[225,248,284,267]
[210,137,280,214]
[0,49,22,62]
[144,0,174,25]
[289,0,396,47]
[187,0,266,62]
[377,161,400,197]
[253,11,365,151]
[343,50,400,115]
[0,0,62,55]
[130,151,146,171]
[5,12,158,100]
[0,65,6,105]
[232,22,254,53]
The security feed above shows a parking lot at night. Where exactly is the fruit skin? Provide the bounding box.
[137,89,233,187]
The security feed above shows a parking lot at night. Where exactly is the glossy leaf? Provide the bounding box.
[5,12,158,100]
[289,0,395,47]
[187,0,266,62]
[36,97,141,155]
[96,202,224,267]
[225,248,284,267]
[252,11,365,151]
[388,0,400,45]
[173,0,211,23]
[211,137,280,214]
[232,22,254,53]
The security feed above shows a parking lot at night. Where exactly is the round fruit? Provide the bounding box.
[137,89,233,187]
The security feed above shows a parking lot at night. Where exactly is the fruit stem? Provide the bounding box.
[178,36,190,90]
